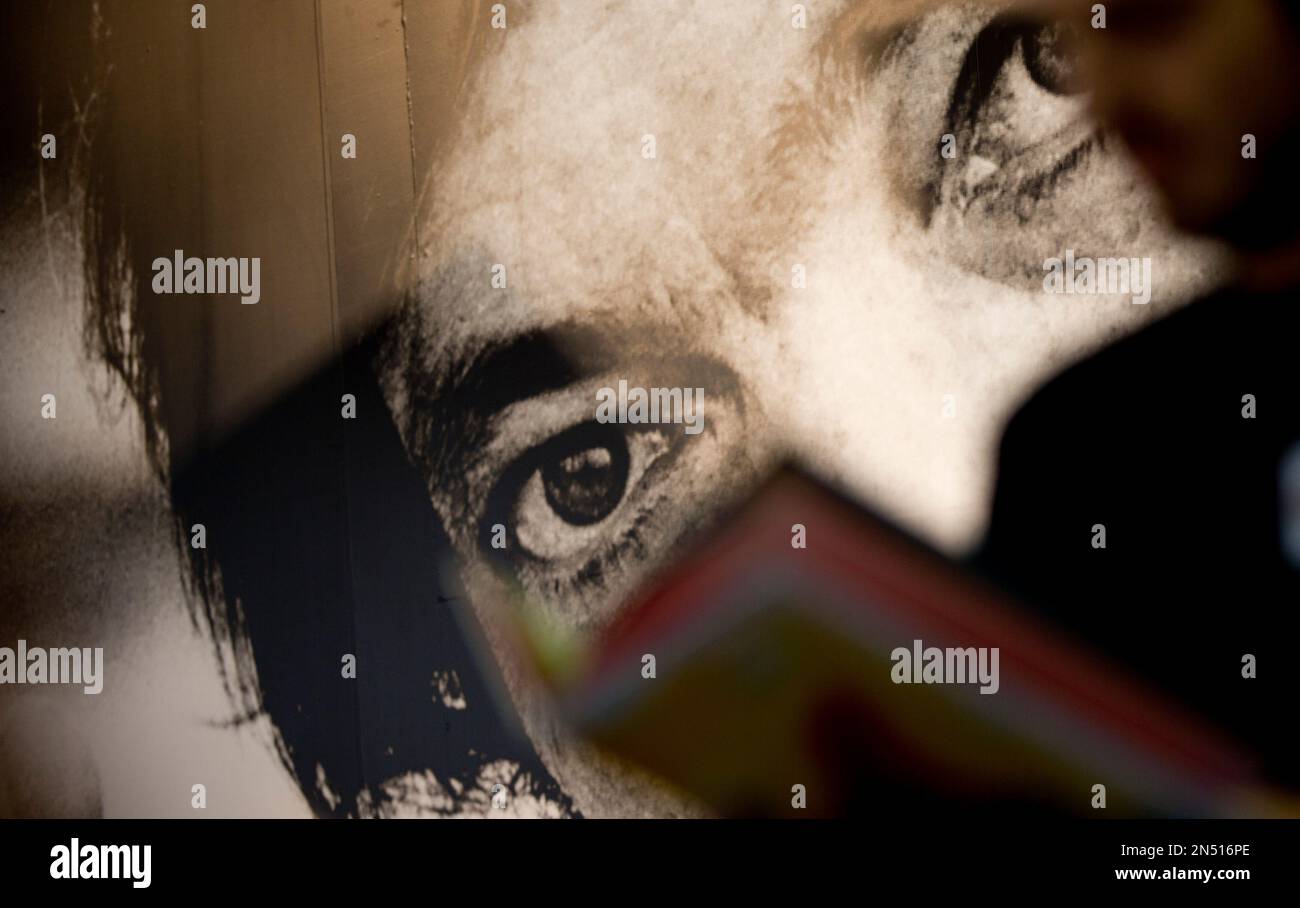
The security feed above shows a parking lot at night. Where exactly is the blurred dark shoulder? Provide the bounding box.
[979,282,1300,590]
[973,283,1300,780]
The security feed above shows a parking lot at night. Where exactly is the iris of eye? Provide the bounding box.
[1022,23,1083,97]
[540,445,628,527]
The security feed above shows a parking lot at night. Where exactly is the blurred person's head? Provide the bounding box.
[1058,0,1300,262]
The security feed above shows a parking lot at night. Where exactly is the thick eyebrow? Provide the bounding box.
[444,324,618,417]
[391,321,623,479]
[386,312,745,494]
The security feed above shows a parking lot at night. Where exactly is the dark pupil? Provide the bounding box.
[540,440,629,527]
[1022,23,1083,97]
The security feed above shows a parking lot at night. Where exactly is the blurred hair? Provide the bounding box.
[67,0,570,817]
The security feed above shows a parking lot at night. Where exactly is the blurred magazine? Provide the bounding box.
[476,465,1295,818]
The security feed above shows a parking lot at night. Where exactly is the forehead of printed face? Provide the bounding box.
[415,0,953,349]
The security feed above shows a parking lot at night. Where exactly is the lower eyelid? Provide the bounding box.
[470,361,745,560]
[941,118,1097,216]
[508,427,671,564]
[486,409,739,605]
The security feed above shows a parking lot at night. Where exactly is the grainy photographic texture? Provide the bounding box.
[0,0,1230,819]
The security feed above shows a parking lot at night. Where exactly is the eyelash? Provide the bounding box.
[871,8,1126,289]
[475,420,682,606]
[553,508,652,602]
[936,14,1093,213]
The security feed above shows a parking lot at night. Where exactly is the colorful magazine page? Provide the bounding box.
[502,467,1291,817]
